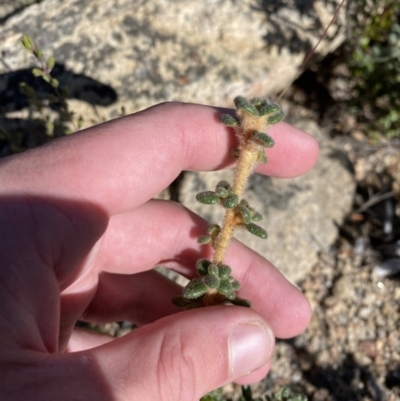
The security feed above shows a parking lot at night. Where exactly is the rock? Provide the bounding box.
[1,0,345,126]
[179,119,355,283]
[0,1,38,22]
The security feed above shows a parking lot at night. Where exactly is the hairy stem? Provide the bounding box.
[213,142,259,264]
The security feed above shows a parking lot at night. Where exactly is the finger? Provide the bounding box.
[0,102,319,216]
[66,327,114,352]
[88,306,275,400]
[87,199,311,339]
[234,362,271,385]
[81,270,182,326]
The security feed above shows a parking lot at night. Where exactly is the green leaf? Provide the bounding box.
[34,49,44,60]
[253,131,275,148]
[234,96,259,116]
[239,205,252,224]
[196,259,212,276]
[196,191,220,204]
[207,224,221,236]
[259,103,280,116]
[220,114,239,126]
[250,97,268,107]
[21,35,35,52]
[216,180,232,191]
[47,56,55,70]
[197,235,211,245]
[223,193,238,209]
[207,263,219,277]
[218,264,231,279]
[230,298,252,307]
[183,278,207,299]
[251,212,263,221]
[32,68,45,78]
[215,186,229,198]
[231,280,240,291]
[204,274,220,289]
[218,278,233,296]
[50,77,59,88]
[245,223,267,239]
[267,110,285,124]
[45,121,54,137]
[257,148,267,163]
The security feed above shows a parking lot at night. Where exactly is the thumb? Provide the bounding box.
[89,306,275,401]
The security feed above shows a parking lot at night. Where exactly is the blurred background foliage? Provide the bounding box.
[348,0,400,138]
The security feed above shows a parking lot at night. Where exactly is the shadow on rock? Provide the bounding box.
[0,62,118,155]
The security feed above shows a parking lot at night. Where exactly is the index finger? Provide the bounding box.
[0,102,318,216]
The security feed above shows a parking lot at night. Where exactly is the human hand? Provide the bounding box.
[0,102,318,401]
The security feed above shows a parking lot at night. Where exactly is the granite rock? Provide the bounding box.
[1,0,345,124]
[179,119,355,283]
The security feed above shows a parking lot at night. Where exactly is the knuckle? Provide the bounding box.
[155,330,201,401]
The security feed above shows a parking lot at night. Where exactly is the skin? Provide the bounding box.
[0,102,319,401]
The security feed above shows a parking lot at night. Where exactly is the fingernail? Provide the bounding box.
[229,322,274,378]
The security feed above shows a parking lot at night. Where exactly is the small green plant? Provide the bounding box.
[348,0,400,138]
[20,35,82,136]
[173,96,284,310]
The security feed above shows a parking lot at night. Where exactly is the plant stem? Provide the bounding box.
[212,142,259,264]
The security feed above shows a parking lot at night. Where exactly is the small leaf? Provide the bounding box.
[21,35,35,52]
[223,194,238,209]
[258,103,280,116]
[231,280,240,291]
[251,212,263,221]
[204,274,220,289]
[50,77,59,88]
[246,223,267,239]
[41,74,51,84]
[253,131,275,148]
[215,186,229,198]
[45,121,54,137]
[196,259,212,276]
[220,114,239,126]
[197,235,211,245]
[239,205,252,224]
[207,224,221,236]
[218,278,233,296]
[32,68,45,78]
[196,191,220,204]
[234,96,259,116]
[267,110,285,124]
[183,278,207,299]
[230,298,252,307]
[208,263,219,277]
[257,148,267,163]
[218,264,231,279]
[250,97,268,107]
[34,49,44,60]
[47,56,55,70]
[216,180,232,191]
[172,296,190,307]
